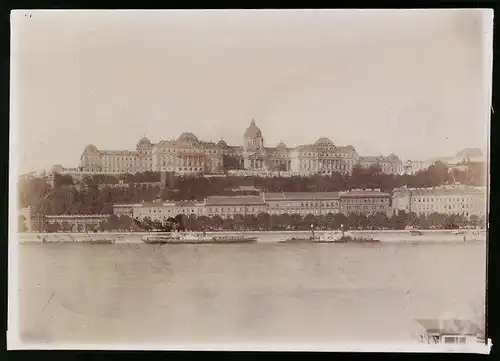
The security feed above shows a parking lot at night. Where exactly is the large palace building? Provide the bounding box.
[67,120,403,176]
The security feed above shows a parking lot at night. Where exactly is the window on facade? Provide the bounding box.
[444,336,466,344]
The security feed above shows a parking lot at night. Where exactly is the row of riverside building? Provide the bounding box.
[112,184,487,221]
[19,184,486,232]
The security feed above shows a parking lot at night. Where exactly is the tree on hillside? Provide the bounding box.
[323,212,336,230]
[426,161,453,187]
[233,214,245,231]
[407,212,419,228]
[256,212,271,230]
[197,216,212,231]
[180,214,190,230]
[391,210,408,230]
[291,214,302,230]
[85,223,96,233]
[211,215,223,230]
[61,220,71,232]
[188,214,200,231]
[53,173,74,188]
[119,215,133,231]
[426,212,448,229]
[302,214,317,230]
[51,222,61,233]
[222,217,234,230]
[417,214,429,229]
[368,212,389,230]
[469,215,481,228]
[106,214,121,231]
[243,214,257,230]
[222,155,244,170]
[333,213,347,230]
[277,213,291,230]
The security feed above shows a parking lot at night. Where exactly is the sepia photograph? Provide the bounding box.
[9,9,492,352]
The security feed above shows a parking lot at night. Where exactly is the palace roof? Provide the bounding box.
[205,195,265,206]
[264,192,340,200]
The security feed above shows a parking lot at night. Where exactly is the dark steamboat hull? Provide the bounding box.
[80,240,115,244]
[279,237,318,244]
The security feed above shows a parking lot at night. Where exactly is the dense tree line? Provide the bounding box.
[19,161,485,216]
[42,211,486,233]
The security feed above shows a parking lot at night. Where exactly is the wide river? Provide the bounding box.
[15,233,486,348]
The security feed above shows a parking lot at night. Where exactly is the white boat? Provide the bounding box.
[175,233,214,243]
[316,231,380,244]
[141,234,177,244]
[317,232,342,242]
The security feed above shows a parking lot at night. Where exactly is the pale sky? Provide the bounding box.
[11,9,492,174]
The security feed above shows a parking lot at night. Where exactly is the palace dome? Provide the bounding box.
[50,164,64,174]
[83,144,98,153]
[314,137,334,146]
[217,140,229,148]
[276,142,287,151]
[244,119,262,138]
[178,132,199,143]
[137,136,152,149]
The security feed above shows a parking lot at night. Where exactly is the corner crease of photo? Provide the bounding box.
[8,9,493,353]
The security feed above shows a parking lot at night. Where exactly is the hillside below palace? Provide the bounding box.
[70,120,404,176]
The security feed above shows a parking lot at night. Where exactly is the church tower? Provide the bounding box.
[243,119,264,152]
[243,119,265,170]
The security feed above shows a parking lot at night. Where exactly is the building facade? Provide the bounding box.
[54,120,403,177]
[114,201,206,221]
[391,185,487,218]
[114,189,391,221]
[416,319,483,345]
[403,160,425,175]
[263,192,340,216]
[339,189,392,215]
[358,155,404,174]
[205,195,267,219]
[19,206,33,232]
[45,214,109,232]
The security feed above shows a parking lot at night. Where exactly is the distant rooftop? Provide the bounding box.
[395,185,487,196]
[340,189,390,197]
[264,192,340,200]
[229,185,261,192]
[205,195,265,206]
[416,319,482,336]
[455,148,483,159]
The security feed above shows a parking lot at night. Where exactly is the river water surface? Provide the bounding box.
[17,235,486,347]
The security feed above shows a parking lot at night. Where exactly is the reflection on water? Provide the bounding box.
[17,239,486,346]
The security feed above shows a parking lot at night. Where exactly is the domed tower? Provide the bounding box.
[178,132,200,145]
[243,119,264,152]
[80,144,100,171]
[136,136,152,150]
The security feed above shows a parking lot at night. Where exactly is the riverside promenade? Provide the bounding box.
[17,229,487,244]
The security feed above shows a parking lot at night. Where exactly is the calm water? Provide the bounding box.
[17,236,486,346]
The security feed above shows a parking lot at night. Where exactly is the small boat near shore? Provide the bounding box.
[141,234,176,244]
[37,235,115,244]
[279,236,318,243]
[315,232,380,244]
[80,239,115,244]
[211,234,259,244]
[280,225,319,243]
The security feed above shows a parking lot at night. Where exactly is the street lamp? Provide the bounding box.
[310,223,315,239]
